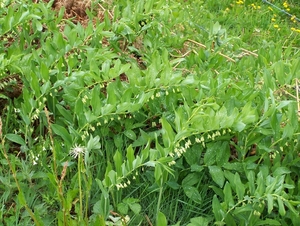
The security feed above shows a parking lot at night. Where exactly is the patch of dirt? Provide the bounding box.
[53,0,91,22]
[0,74,22,114]
[49,0,112,26]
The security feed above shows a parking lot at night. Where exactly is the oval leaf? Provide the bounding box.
[6,134,26,146]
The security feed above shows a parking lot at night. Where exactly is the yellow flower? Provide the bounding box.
[291,16,296,23]
[271,18,276,22]
[291,28,300,33]
[273,24,279,28]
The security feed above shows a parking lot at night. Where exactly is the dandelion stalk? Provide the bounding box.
[78,154,83,223]
[70,144,86,224]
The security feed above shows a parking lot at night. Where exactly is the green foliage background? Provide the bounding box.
[0,0,300,225]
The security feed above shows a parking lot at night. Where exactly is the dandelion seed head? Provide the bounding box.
[70,144,86,158]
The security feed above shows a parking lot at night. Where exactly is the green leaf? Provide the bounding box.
[91,86,102,116]
[204,143,216,165]
[56,104,73,123]
[212,195,224,221]
[267,194,273,214]
[5,134,26,146]
[126,145,135,169]
[124,129,137,140]
[40,62,49,80]
[182,173,200,187]
[51,124,72,146]
[273,167,291,177]
[157,211,167,226]
[129,203,141,214]
[161,117,175,148]
[113,151,123,175]
[209,166,225,188]
[117,202,128,215]
[215,141,230,166]
[187,216,211,226]
[183,186,202,203]
[101,104,115,115]
[277,197,286,216]
[224,182,234,208]
[191,164,204,172]
[234,173,245,200]
[255,172,265,196]
[17,192,26,206]
[273,61,285,85]
[284,200,299,216]
[256,219,281,226]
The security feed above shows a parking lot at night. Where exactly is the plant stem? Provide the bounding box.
[156,184,163,218]
[78,154,83,224]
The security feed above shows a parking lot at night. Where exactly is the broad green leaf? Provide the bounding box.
[87,135,101,150]
[212,195,223,221]
[215,141,230,166]
[224,182,234,208]
[91,86,102,116]
[129,203,141,214]
[273,61,285,85]
[126,145,135,169]
[256,219,281,226]
[161,117,175,148]
[124,129,137,140]
[277,197,286,216]
[117,202,128,215]
[234,173,245,200]
[255,172,265,196]
[17,192,26,206]
[273,167,291,177]
[183,186,202,203]
[267,194,273,214]
[265,175,277,194]
[209,166,225,188]
[232,204,253,215]
[284,200,299,216]
[191,164,204,172]
[106,82,117,105]
[157,211,167,226]
[204,143,217,165]
[113,151,123,175]
[225,214,237,226]
[101,104,115,115]
[182,173,200,187]
[40,62,49,80]
[187,216,211,226]
[5,134,26,146]
[184,145,202,165]
[51,124,72,146]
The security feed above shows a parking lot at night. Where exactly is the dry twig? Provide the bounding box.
[240,48,258,57]
[218,52,236,63]
[186,39,207,49]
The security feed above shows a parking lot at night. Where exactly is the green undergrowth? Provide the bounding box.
[0,0,300,225]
